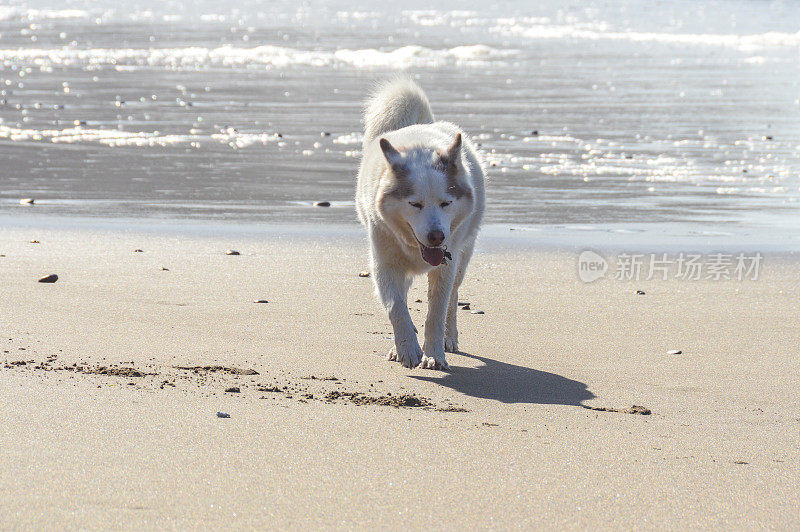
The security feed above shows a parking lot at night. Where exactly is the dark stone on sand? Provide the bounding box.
[358,271,370,277]
[667,349,682,355]
[636,290,646,295]
[530,130,538,136]
[321,131,331,137]
[314,201,331,207]
[457,301,470,306]
[460,304,471,310]
[19,198,34,205]
[133,249,143,252]
[38,274,58,283]
[226,250,240,255]
[225,386,241,393]
[470,310,484,314]
[253,299,269,304]
[216,412,231,418]
[764,136,773,140]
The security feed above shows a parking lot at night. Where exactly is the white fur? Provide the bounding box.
[356,78,486,370]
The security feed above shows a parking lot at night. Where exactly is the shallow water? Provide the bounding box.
[1,0,799,243]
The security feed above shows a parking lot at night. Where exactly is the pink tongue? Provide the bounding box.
[421,245,445,266]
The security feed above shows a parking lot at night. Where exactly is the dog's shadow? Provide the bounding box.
[411,351,594,406]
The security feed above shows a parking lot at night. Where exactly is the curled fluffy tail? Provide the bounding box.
[363,77,434,145]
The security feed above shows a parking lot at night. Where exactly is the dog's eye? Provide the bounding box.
[440,201,451,208]
[409,202,423,209]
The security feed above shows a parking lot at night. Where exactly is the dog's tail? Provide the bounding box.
[363,77,434,145]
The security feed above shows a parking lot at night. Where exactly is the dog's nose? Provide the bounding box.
[427,230,445,247]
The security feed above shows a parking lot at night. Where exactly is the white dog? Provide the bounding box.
[355,78,486,370]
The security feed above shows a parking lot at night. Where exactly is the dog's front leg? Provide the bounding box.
[373,264,421,368]
[420,260,458,370]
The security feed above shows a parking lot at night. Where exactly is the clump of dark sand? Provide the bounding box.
[174,365,259,375]
[583,405,651,415]
[325,390,431,408]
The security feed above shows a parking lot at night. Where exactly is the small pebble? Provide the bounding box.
[457,301,470,306]
[414,299,423,303]
[358,271,370,277]
[133,249,143,253]
[764,136,773,140]
[470,310,484,315]
[321,131,331,137]
[253,299,269,304]
[216,412,231,418]
[460,304,471,310]
[667,349,682,355]
[19,198,34,205]
[29,240,40,244]
[530,130,538,136]
[226,249,240,255]
[38,274,58,283]
[225,386,240,393]
[314,201,331,207]
[159,267,169,271]
[636,290,646,295]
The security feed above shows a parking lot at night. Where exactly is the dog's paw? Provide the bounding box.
[418,352,450,371]
[444,336,459,353]
[388,342,422,368]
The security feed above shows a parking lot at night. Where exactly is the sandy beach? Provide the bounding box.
[2,0,799,528]
[1,223,797,529]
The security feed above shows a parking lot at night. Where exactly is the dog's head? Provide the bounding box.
[376,133,474,266]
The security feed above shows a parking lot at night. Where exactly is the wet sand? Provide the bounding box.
[1,225,798,528]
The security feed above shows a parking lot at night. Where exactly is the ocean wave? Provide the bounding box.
[0,8,90,21]
[491,21,800,51]
[0,44,514,69]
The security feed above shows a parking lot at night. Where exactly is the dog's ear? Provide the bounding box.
[446,133,462,159]
[440,133,462,169]
[441,133,473,200]
[379,138,403,168]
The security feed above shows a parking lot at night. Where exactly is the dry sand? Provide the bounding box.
[1,224,798,529]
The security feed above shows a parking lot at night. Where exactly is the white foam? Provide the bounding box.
[332,132,363,145]
[0,8,91,21]
[334,44,512,67]
[490,20,800,51]
[0,124,281,149]
[25,9,90,19]
[0,44,514,69]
